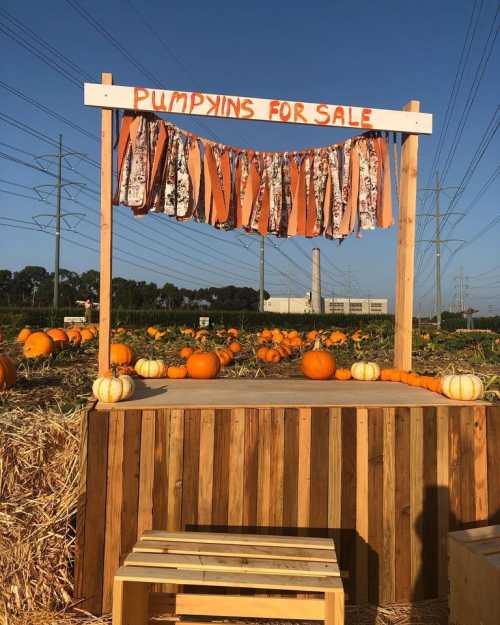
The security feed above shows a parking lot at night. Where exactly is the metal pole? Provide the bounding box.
[435,171,442,329]
[259,235,264,312]
[53,134,63,309]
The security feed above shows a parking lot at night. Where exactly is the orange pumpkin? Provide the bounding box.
[228,341,242,354]
[329,330,348,345]
[256,347,270,361]
[335,368,352,381]
[227,328,239,338]
[301,339,336,380]
[264,348,281,363]
[146,326,158,337]
[167,365,188,379]
[23,331,54,359]
[47,328,70,350]
[0,355,16,389]
[277,344,292,359]
[110,343,134,366]
[427,377,442,393]
[307,330,319,341]
[380,368,394,381]
[389,369,403,382]
[66,328,82,347]
[215,348,234,366]
[400,371,412,384]
[16,327,32,343]
[186,351,221,379]
[80,328,95,344]
[179,346,194,359]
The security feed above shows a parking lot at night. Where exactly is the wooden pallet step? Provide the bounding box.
[125,551,340,577]
[115,565,343,592]
[133,539,337,562]
[142,530,334,550]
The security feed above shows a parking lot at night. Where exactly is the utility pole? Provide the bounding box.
[311,247,322,313]
[53,134,63,309]
[259,234,265,312]
[418,172,463,329]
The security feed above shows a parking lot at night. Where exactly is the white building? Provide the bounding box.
[264,296,388,315]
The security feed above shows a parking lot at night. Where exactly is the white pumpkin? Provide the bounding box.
[92,374,135,402]
[351,361,381,381]
[441,374,484,401]
[134,357,167,378]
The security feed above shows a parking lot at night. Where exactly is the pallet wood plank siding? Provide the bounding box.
[76,404,498,615]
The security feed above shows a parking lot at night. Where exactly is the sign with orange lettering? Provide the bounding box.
[84,83,432,134]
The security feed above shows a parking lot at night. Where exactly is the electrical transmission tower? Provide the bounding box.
[453,267,469,313]
[418,172,464,329]
[32,135,85,308]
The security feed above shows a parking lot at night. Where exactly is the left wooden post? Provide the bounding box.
[98,72,113,375]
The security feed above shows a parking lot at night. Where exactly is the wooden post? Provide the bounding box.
[98,72,113,375]
[394,100,420,371]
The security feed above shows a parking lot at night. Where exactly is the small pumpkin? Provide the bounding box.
[80,328,95,344]
[228,341,242,354]
[134,358,167,378]
[16,327,32,343]
[389,369,403,382]
[92,373,135,402]
[380,368,394,381]
[256,346,270,361]
[186,351,221,379]
[227,328,239,338]
[265,348,281,363]
[329,330,348,345]
[66,328,82,347]
[179,346,195,359]
[167,365,188,379]
[146,326,158,337]
[47,328,70,350]
[115,326,127,335]
[307,330,319,341]
[0,355,16,389]
[110,343,134,366]
[215,348,234,366]
[302,339,336,380]
[427,377,443,393]
[335,368,352,381]
[351,361,380,381]
[441,374,484,401]
[23,331,54,359]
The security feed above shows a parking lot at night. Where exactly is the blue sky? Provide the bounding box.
[1,0,498,314]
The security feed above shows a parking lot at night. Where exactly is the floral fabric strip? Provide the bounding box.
[115,112,393,240]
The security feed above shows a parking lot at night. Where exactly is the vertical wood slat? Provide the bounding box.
[297,408,311,528]
[120,410,142,562]
[487,406,500,525]
[269,409,285,527]
[381,408,396,604]
[257,409,272,527]
[74,410,109,613]
[328,408,342,556]
[152,410,170,531]
[395,407,411,602]
[436,406,450,597]
[473,406,488,524]
[167,409,184,530]
[410,407,424,599]
[283,408,299,528]
[310,407,330,530]
[368,409,384,604]
[243,409,259,527]
[460,407,476,525]
[340,408,357,603]
[228,408,245,526]
[422,408,438,599]
[212,409,231,526]
[74,406,89,601]
[102,410,125,613]
[182,409,200,528]
[137,410,155,539]
[449,408,461,530]
[198,409,215,525]
[355,408,369,604]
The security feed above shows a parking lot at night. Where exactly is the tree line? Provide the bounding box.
[0,266,269,311]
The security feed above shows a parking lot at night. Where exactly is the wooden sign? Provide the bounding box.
[84,83,433,134]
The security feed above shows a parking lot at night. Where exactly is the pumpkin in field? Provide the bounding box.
[179,346,194,359]
[441,374,484,401]
[182,328,195,337]
[228,341,241,354]
[329,330,348,345]
[215,348,233,366]
[256,346,269,361]
[23,331,54,359]
[186,351,221,379]
[167,365,188,379]
[265,348,281,363]
[16,327,32,343]
[0,355,16,389]
[87,325,98,337]
[154,330,168,340]
[335,368,352,381]
[351,361,380,381]
[302,339,336,380]
[80,328,95,344]
[135,358,167,378]
[307,330,319,341]
[92,373,135,402]
[66,328,82,347]
[115,326,127,335]
[276,344,292,359]
[47,328,69,350]
[227,328,239,338]
[146,326,158,337]
[110,343,134,366]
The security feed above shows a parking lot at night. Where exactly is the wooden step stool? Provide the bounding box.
[112,530,344,625]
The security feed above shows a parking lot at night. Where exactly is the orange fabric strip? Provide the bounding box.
[340,146,359,235]
[287,157,299,236]
[295,157,307,236]
[204,145,225,225]
[241,157,259,229]
[187,139,201,212]
[380,137,393,228]
[305,161,317,237]
[258,175,270,235]
[234,155,243,228]
[116,113,133,183]
[323,170,333,238]
[220,149,231,223]
[203,143,213,224]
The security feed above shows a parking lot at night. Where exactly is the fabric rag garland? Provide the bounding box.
[115,112,393,239]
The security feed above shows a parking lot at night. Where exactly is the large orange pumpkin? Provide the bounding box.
[110,343,134,366]
[186,352,221,379]
[66,328,82,347]
[0,355,16,389]
[302,340,336,380]
[47,328,70,350]
[16,327,32,343]
[23,331,54,358]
